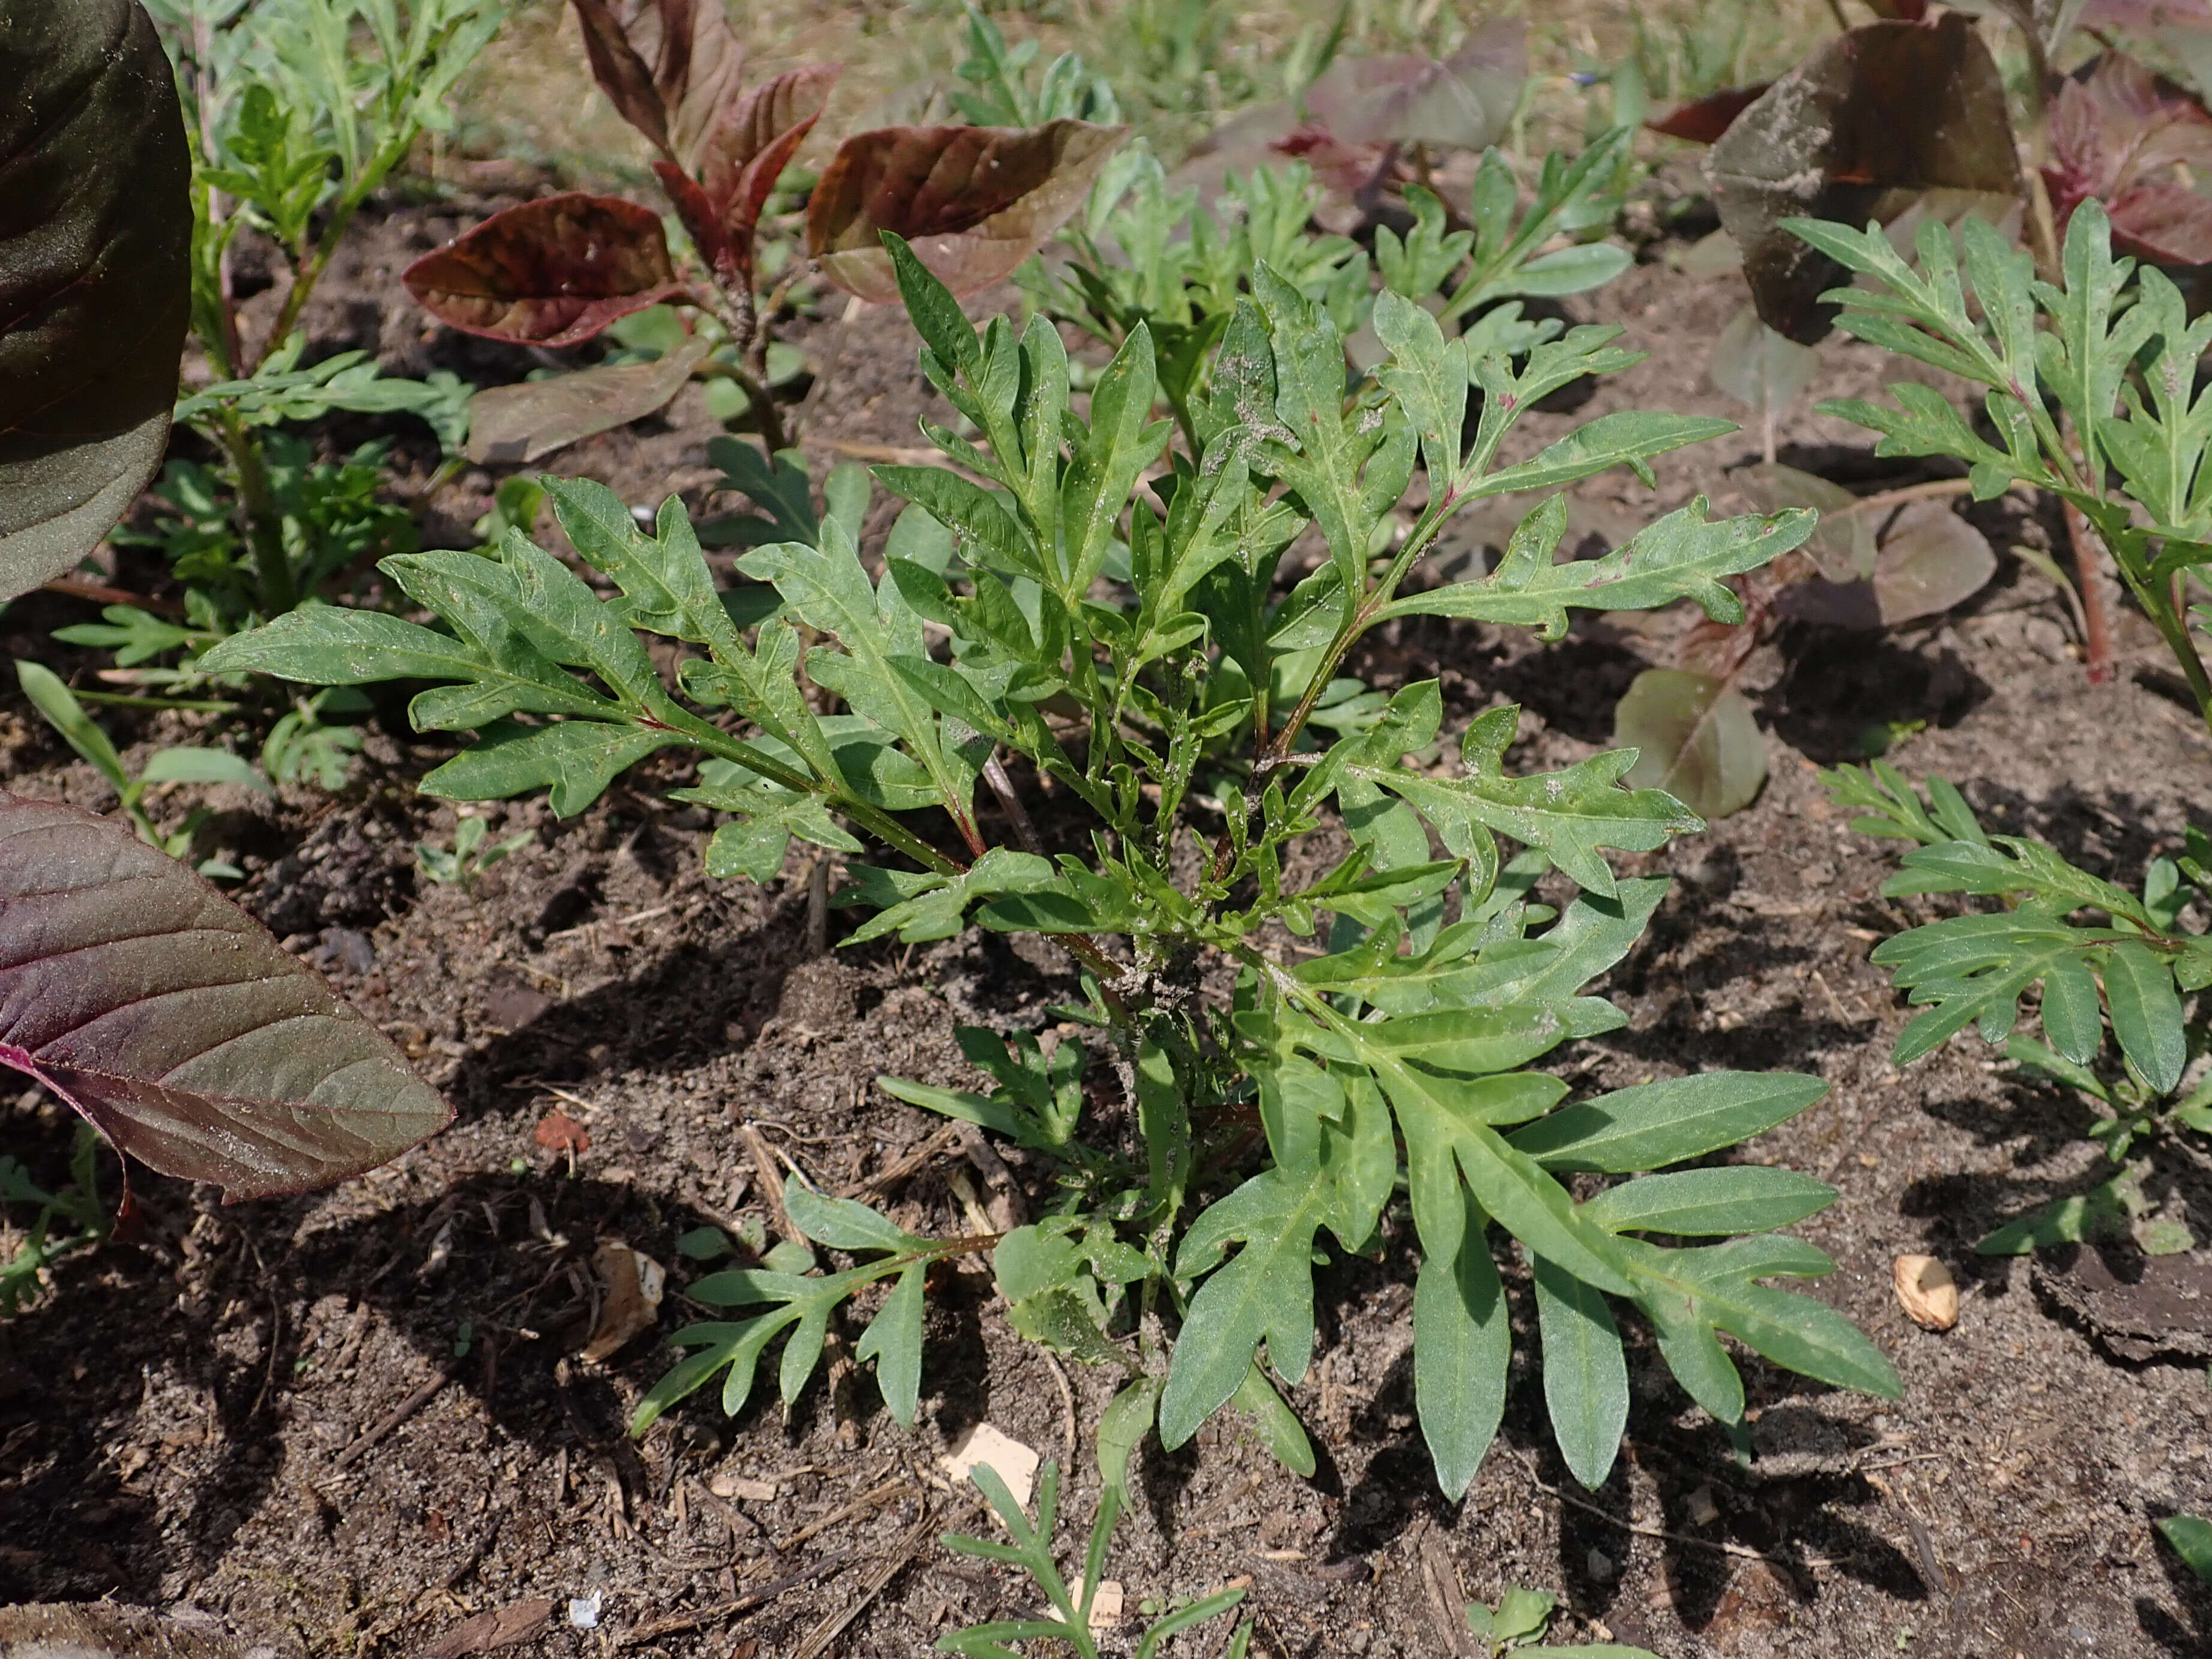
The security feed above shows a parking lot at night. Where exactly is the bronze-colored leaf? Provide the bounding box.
[808,120,1128,304]
[1,0,191,603]
[1708,14,2021,343]
[402,194,692,347]
[568,0,748,174]
[1301,19,1526,151]
[462,335,711,464]
[672,64,839,279]
[0,794,450,1201]
[2045,52,2212,264]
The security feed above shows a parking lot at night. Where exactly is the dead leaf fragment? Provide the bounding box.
[582,1239,665,1361]
[534,1109,591,1155]
[414,1600,556,1659]
[1894,1253,1959,1330]
[941,1421,1039,1508]
[710,1472,779,1501]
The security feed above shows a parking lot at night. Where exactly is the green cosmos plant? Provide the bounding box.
[204,227,1899,1495]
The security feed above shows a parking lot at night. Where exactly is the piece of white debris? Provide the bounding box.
[581,1240,665,1361]
[567,1592,602,1630]
[941,1422,1041,1509]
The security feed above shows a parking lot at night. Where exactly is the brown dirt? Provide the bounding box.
[6,191,2212,1659]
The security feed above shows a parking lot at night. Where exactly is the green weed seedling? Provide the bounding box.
[416,811,531,893]
[1828,762,2212,1254]
[1,1128,109,1318]
[16,661,266,878]
[1464,1582,1658,1658]
[139,0,498,620]
[938,1463,1248,1659]
[207,227,1899,1496]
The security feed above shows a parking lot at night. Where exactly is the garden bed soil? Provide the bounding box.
[4,207,2212,1659]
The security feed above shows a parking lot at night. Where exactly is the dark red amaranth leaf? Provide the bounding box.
[1647,85,1772,144]
[568,0,748,171]
[1708,14,2021,343]
[1,0,192,603]
[0,795,450,1201]
[402,194,693,347]
[2043,52,2212,264]
[808,119,1128,303]
[660,65,840,282]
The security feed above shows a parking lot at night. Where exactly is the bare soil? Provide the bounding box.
[5,195,2212,1659]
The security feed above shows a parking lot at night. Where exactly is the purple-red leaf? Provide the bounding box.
[1708,14,2022,343]
[1646,85,1771,145]
[0,794,449,1201]
[808,120,1128,303]
[569,0,748,172]
[663,64,839,281]
[1300,19,1526,151]
[2044,52,2212,264]
[402,194,692,348]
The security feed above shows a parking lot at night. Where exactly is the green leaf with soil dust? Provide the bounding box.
[808,120,1128,303]
[1,0,192,601]
[0,794,449,1200]
[1614,667,1766,821]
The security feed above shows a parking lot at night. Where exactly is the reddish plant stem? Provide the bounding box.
[2061,497,2117,684]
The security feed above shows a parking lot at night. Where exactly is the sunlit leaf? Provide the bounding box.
[403,194,693,347]
[1,0,191,602]
[808,120,1129,303]
[0,794,449,1200]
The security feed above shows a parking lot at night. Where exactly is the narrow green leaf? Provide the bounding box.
[2103,940,2185,1093]
[1585,1166,1837,1235]
[1508,1073,1828,1173]
[1531,1253,1628,1489]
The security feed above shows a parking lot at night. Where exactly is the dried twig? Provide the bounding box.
[1508,1451,1836,1571]
[842,1123,963,1198]
[790,1506,935,1659]
[773,1477,914,1553]
[740,1122,805,1246]
[615,1551,857,1647]
[331,1367,454,1470]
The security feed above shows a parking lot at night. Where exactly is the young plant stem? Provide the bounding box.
[2062,496,2118,684]
[217,409,295,615]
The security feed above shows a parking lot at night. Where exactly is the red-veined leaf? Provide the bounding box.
[463,334,711,464]
[808,119,1128,303]
[402,194,694,347]
[1646,85,1771,144]
[1,0,191,603]
[0,794,450,1200]
[1708,14,2021,342]
[2044,52,2212,264]
[1301,18,1526,150]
